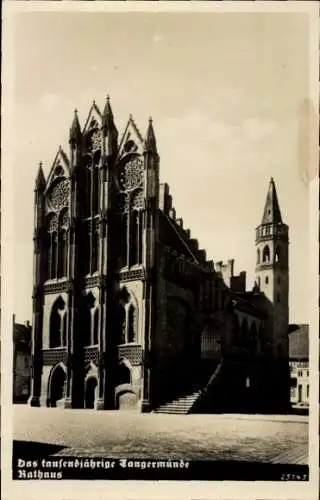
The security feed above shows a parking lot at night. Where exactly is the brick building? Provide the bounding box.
[28,98,290,413]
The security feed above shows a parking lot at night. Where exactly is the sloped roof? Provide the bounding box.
[13,322,31,345]
[288,324,309,360]
[261,177,283,224]
[159,211,200,262]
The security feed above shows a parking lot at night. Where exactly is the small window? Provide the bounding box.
[262,245,270,263]
[290,377,297,388]
[277,276,281,284]
[307,385,309,399]
[265,277,269,284]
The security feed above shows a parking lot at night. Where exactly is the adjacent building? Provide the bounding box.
[13,316,32,403]
[289,324,309,409]
[28,98,291,413]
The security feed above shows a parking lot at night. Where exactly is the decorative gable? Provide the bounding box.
[117,115,144,159]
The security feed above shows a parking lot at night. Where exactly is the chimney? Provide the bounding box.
[176,218,184,228]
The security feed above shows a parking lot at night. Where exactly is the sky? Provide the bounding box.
[9,10,310,324]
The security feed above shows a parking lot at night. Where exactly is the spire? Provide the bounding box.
[69,109,81,144]
[261,177,283,224]
[144,116,157,153]
[35,162,46,191]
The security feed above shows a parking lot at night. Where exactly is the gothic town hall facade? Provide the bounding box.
[29,97,290,413]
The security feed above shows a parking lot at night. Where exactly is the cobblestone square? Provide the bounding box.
[13,406,308,464]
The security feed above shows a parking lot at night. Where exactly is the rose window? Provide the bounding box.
[118,157,144,192]
[49,179,70,210]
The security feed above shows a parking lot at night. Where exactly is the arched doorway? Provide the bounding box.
[85,377,98,409]
[117,390,138,410]
[50,365,66,407]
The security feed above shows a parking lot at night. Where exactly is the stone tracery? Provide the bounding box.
[118,156,144,192]
[48,179,70,211]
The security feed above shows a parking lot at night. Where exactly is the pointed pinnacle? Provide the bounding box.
[35,161,46,190]
[144,116,157,152]
[70,108,82,143]
[102,94,116,133]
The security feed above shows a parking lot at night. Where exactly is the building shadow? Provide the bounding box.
[12,440,67,460]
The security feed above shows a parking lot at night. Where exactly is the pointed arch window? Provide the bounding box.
[46,232,54,280]
[257,248,260,264]
[116,160,144,269]
[86,166,92,218]
[120,214,128,268]
[82,293,96,347]
[275,246,281,263]
[81,134,101,219]
[45,206,69,281]
[117,304,126,345]
[93,308,99,345]
[91,230,99,273]
[62,313,67,347]
[78,223,90,276]
[92,166,100,216]
[129,211,138,266]
[126,205,144,267]
[128,304,137,343]
[137,212,143,264]
[49,297,66,348]
[82,305,92,347]
[57,230,67,278]
[51,233,58,279]
[116,295,138,345]
[262,245,270,263]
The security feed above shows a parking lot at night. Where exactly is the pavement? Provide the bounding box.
[13,405,308,464]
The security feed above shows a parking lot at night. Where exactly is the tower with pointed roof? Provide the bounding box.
[255,178,290,409]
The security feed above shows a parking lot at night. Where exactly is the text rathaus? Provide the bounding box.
[29,97,290,414]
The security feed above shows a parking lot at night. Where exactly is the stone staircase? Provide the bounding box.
[153,385,203,414]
